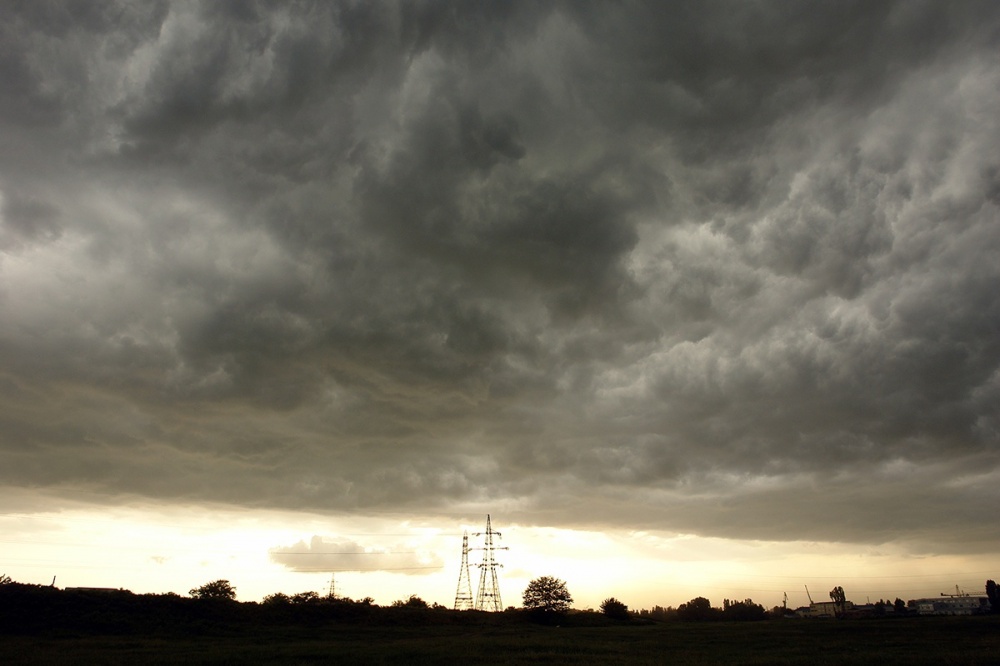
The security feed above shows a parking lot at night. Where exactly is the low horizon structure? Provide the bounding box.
[914,596,989,616]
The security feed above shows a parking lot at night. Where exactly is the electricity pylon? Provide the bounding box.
[453,531,474,610]
[474,514,508,612]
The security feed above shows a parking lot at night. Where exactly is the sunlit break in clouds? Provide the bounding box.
[1,1,999,610]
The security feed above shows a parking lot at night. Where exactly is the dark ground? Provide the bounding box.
[3,616,999,665]
[2,585,998,665]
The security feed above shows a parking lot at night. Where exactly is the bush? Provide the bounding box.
[600,597,630,620]
[721,598,766,621]
[677,597,718,622]
[189,580,236,600]
[262,592,291,605]
[391,594,429,609]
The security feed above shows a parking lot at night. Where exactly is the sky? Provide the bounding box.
[1,1,999,611]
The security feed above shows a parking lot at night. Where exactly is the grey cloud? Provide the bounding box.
[753,155,894,299]
[270,535,443,574]
[0,192,62,250]
[565,1,994,142]
[0,1,167,130]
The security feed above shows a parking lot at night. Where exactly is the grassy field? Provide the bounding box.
[2,616,998,665]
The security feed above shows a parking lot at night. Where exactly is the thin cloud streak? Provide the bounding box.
[269,535,444,574]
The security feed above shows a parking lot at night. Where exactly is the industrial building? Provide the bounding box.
[913,596,989,616]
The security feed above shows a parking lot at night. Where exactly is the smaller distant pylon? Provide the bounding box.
[454,530,474,610]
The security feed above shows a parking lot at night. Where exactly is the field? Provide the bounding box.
[2,616,998,665]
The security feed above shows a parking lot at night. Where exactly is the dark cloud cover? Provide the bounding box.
[1,1,999,553]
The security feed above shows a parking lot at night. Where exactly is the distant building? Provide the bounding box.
[796,600,855,618]
[914,596,988,616]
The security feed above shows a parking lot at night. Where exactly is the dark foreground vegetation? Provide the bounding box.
[2,582,999,665]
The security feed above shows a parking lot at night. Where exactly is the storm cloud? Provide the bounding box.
[1,1,998,554]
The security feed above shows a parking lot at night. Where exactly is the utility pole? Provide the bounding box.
[473,514,508,612]
[453,531,474,610]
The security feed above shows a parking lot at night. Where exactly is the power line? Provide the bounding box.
[268,550,420,555]
[678,584,990,595]
[285,566,443,572]
[0,539,425,555]
[731,570,998,580]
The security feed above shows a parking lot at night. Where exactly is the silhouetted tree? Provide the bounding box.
[677,597,717,621]
[600,597,630,620]
[262,592,291,605]
[291,591,320,604]
[987,580,1000,614]
[722,598,766,621]
[522,576,573,613]
[893,597,906,614]
[636,605,674,621]
[189,579,236,600]
[391,594,428,608]
[829,586,846,618]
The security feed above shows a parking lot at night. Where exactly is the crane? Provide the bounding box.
[805,585,814,604]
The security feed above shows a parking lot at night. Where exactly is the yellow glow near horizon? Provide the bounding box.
[1,503,994,611]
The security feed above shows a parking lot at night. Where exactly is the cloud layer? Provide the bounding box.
[1,1,998,552]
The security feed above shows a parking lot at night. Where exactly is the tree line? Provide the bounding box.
[3,573,998,635]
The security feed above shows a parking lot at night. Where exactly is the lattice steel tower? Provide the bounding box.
[474,514,508,612]
[453,530,474,610]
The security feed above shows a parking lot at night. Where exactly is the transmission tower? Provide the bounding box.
[453,531,474,610]
[473,514,508,612]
